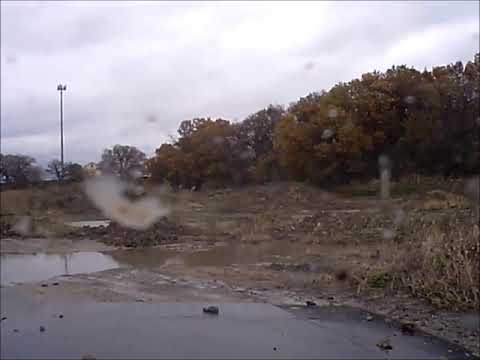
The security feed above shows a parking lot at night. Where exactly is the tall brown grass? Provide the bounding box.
[399,221,479,310]
[359,212,479,311]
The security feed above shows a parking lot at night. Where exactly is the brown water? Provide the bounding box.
[0,242,311,286]
[109,242,310,269]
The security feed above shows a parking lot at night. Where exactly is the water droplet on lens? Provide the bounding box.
[404,96,416,105]
[382,228,395,240]
[322,129,334,140]
[328,108,338,118]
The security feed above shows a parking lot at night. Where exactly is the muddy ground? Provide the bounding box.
[1,180,479,356]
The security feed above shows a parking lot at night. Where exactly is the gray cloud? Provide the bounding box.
[1,1,478,166]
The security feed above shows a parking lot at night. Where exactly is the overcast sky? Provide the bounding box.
[1,1,479,166]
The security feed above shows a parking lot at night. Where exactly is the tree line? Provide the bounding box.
[1,54,478,189]
[0,144,147,188]
[0,154,85,187]
[148,54,479,188]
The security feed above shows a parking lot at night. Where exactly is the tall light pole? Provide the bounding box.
[57,84,67,179]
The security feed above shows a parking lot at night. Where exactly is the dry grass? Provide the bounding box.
[355,212,479,311]
[236,212,276,243]
[399,222,479,310]
[0,188,35,215]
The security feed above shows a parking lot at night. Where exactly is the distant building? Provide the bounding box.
[83,162,102,177]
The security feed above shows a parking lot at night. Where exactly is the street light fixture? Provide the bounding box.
[57,84,67,180]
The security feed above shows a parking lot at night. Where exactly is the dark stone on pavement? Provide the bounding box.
[203,306,219,315]
[39,326,45,332]
[401,323,416,336]
[376,337,393,352]
[335,270,348,281]
[1,302,470,359]
[306,301,317,307]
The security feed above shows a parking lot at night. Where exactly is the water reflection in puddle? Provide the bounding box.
[0,252,120,285]
[1,242,313,286]
[109,242,308,269]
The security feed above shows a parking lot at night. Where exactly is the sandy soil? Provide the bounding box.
[1,181,478,355]
[2,239,478,356]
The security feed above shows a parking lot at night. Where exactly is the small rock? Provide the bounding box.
[335,270,348,281]
[306,300,317,307]
[13,329,19,333]
[376,337,393,352]
[59,314,64,319]
[203,306,219,315]
[327,296,335,301]
[366,314,373,321]
[39,326,45,332]
[1,317,7,321]
[52,282,59,286]
[273,347,277,351]
[401,323,415,336]
[41,284,48,288]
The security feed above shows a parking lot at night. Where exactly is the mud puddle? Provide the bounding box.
[0,252,120,285]
[0,241,304,286]
[109,241,313,269]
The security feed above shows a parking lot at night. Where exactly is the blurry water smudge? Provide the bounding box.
[212,136,224,145]
[13,216,32,236]
[6,54,17,65]
[146,114,157,123]
[328,108,338,119]
[464,177,479,203]
[128,168,143,180]
[464,177,479,221]
[382,228,395,240]
[404,95,416,105]
[84,176,168,230]
[304,61,315,71]
[378,155,391,200]
[393,208,405,226]
[322,128,334,140]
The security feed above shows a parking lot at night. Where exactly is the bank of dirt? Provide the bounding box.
[1,179,478,355]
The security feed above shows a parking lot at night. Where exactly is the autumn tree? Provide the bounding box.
[237,105,285,160]
[149,53,479,188]
[150,118,253,188]
[148,143,186,188]
[99,145,146,179]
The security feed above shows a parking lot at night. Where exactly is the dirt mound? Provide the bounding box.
[77,217,183,247]
[0,218,18,238]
